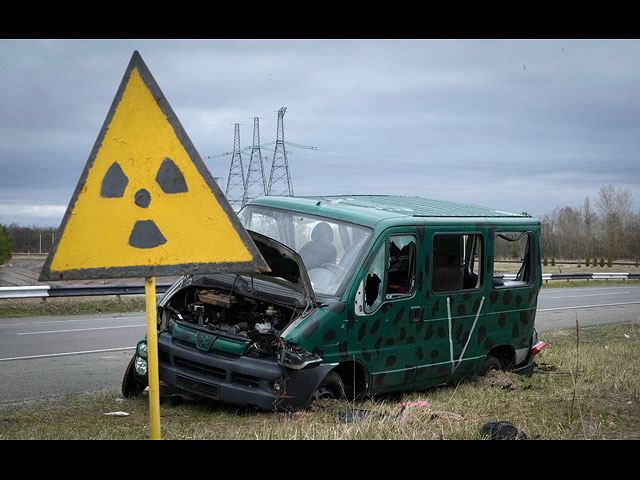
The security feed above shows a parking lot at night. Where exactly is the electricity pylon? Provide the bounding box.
[224,123,245,212]
[242,117,267,207]
[267,107,294,197]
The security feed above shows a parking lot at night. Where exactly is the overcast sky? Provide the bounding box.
[1,38,639,227]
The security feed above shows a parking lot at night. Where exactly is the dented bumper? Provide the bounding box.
[155,332,334,411]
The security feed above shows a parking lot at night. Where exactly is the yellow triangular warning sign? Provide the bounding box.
[40,51,269,281]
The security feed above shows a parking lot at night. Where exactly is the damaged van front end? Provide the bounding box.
[122,231,342,412]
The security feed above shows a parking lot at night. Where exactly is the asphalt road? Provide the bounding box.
[1,284,639,404]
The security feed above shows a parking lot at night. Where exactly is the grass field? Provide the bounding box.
[1,319,638,440]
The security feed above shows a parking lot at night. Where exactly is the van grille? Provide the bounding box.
[174,356,227,381]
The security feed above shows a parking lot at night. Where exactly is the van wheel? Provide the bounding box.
[312,371,346,402]
[480,355,502,376]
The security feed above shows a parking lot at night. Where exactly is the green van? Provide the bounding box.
[122,195,546,411]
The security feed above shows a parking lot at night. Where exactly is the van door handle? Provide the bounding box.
[410,306,422,323]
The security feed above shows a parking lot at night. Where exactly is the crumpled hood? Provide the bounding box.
[247,230,317,306]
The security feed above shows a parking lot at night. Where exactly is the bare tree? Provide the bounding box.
[595,184,633,259]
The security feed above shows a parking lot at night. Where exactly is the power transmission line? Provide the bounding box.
[267,107,293,196]
[224,124,246,212]
[242,117,267,207]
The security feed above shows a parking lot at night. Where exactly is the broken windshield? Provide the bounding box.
[238,205,372,296]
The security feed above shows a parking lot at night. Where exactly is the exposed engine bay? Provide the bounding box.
[158,275,321,369]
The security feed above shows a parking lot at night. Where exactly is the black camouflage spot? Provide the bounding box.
[520,311,529,326]
[425,323,434,341]
[385,338,395,347]
[503,290,513,306]
[512,323,520,338]
[370,317,381,335]
[490,291,499,305]
[424,254,430,277]
[362,348,371,362]
[393,307,405,325]
[431,300,440,317]
[478,325,486,344]
[382,303,393,313]
[430,349,440,359]
[455,323,464,341]
[406,336,415,344]
[416,347,424,360]
[463,293,471,301]
[374,374,385,388]
[484,338,494,350]
[398,327,407,342]
[515,295,522,308]
[437,327,446,338]
[457,304,466,316]
[498,313,507,327]
[386,355,397,367]
[374,337,383,354]
[473,298,481,313]
[323,329,337,344]
[358,322,368,342]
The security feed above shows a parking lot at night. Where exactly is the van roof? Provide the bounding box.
[248,195,536,228]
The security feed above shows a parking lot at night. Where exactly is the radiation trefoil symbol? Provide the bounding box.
[101,157,188,249]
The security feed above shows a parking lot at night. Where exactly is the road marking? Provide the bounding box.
[538,301,640,312]
[0,346,136,362]
[549,291,630,299]
[16,324,145,335]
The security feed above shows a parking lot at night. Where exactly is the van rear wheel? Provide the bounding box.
[480,355,502,376]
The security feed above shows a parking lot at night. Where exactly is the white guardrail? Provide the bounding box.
[0,274,639,300]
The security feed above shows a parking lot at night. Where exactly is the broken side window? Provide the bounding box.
[432,233,483,293]
[493,232,533,287]
[364,244,385,313]
[386,235,416,299]
[364,234,417,313]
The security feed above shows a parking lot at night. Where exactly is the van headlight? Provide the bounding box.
[137,340,148,359]
[134,356,148,376]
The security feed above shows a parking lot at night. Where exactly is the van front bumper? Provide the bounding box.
[156,332,333,411]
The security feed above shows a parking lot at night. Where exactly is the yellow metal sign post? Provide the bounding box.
[40,51,269,440]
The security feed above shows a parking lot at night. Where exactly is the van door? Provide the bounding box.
[351,228,420,393]
[412,230,486,386]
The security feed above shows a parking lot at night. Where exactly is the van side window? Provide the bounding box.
[386,235,416,298]
[364,234,416,313]
[432,234,483,293]
[493,232,533,287]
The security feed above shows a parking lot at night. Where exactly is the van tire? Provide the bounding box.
[312,371,346,402]
[480,355,502,376]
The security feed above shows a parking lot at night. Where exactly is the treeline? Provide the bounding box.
[0,224,11,263]
[1,183,638,263]
[540,184,640,262]
[4,224,58,255]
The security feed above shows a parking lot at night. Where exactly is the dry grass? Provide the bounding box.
[2,319,638,440]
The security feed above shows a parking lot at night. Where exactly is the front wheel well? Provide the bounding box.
[332,361,368,401]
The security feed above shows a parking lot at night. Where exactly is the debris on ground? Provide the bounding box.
[480,421,528,440]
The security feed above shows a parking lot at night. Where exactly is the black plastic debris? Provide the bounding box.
[480,421,528,440]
